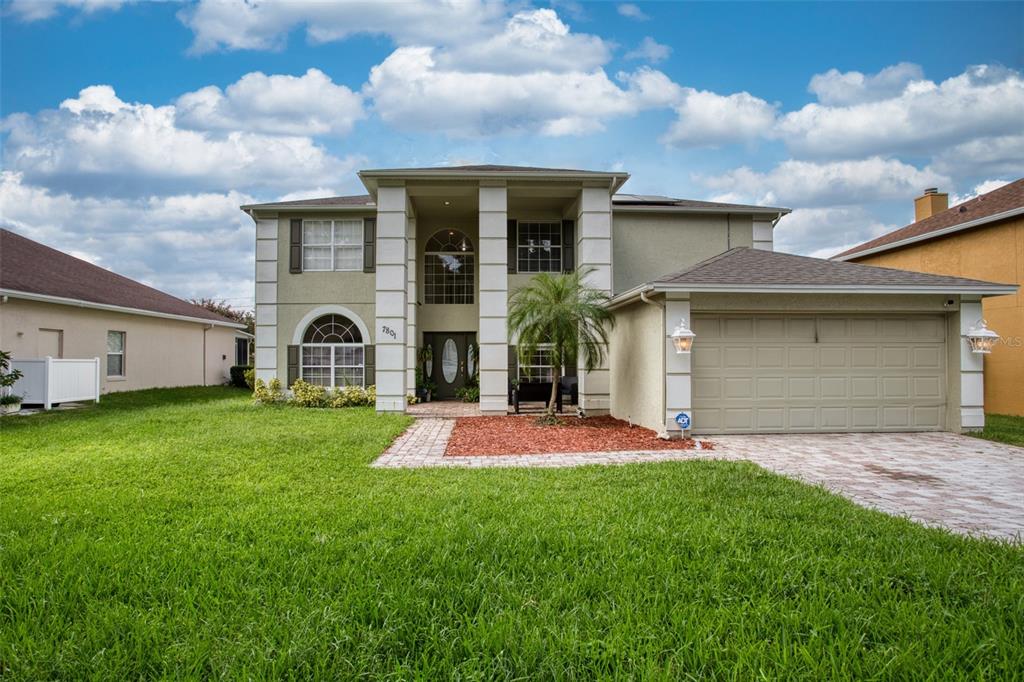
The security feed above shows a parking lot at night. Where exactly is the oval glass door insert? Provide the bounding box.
[441,338,458,383]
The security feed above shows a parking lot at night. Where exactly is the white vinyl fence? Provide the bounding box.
[11,357,101,410]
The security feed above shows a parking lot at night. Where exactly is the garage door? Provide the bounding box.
[691,314,947,434]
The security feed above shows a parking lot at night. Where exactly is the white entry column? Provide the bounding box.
[254,216,278,384]
[405,214,417,393]
[664,295,692,438]
[478,182,509,415]
[577,186,613,414]
[959,297,985,430]
[374,184,408,412]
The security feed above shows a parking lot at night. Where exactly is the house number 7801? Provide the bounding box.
[381,325,397,339]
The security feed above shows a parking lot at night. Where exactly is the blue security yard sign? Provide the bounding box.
[675,412,691,430]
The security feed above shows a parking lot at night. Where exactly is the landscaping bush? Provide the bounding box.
[229,365,251,389]
[329,384,375,408]
[455,385,480,403]
[289,379,329,407]
[243,368,255,389]
[252,378,283,405]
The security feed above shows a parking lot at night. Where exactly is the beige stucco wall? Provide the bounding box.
[850,217,1023,415]
[609,299,664,432]
[274,213,377,375]
[0,298,239,394]
[612,213,754,294]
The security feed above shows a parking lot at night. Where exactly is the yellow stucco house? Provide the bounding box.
[834,180,1024,416]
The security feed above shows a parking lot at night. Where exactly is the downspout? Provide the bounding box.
[726,213,731,250]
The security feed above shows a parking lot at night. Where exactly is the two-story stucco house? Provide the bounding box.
[241,165,1016,436]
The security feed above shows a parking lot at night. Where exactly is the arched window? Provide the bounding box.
[424,230,474,304]
[301,314,364,387]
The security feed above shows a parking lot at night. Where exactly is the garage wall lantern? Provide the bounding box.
[965,320,999,354]
[671,318,696,354]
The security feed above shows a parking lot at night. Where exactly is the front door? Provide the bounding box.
[425,332,474,399]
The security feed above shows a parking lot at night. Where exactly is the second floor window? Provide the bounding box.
[424,230,474,304]
[302,219,363,271]
[517,222,562,273]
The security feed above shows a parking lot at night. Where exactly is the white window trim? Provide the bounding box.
[106,330,126,378]
[300,342,366,388]
[516,221,563,273]
[519,343,555,384]
[424,230,476,305]
[302,219,364,272]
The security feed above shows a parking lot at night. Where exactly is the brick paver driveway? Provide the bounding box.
[713,433,1023,542]
[375,424,1023,541]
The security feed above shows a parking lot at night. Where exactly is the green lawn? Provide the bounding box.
[1,388,1021,679]
[973,413,1024,447]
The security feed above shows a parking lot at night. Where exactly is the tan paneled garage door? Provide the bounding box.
[691,314,947,434]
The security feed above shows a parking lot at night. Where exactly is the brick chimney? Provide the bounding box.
[914,187,948,222]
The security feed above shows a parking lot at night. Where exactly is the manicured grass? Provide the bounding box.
[973,413,1024,447]
[1,387,1022,679]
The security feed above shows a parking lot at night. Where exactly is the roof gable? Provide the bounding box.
[0,229,238,325]
[835,178,1024,259]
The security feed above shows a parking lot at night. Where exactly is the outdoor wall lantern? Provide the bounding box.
[965,320,1000,354]
[671,318,696,354]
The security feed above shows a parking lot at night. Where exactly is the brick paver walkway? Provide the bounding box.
[374,421,1024,541]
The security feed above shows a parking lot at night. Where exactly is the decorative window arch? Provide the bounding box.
[300,313,365,387]
[424,229,475,304]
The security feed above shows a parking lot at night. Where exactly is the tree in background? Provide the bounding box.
[190,299,255,335]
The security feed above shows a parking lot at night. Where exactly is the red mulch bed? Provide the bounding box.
[445,415,714,457]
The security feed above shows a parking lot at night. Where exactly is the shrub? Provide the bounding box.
[455,385,480,403]
[253,378,283,405]
[406,393,419,405]
[289,379,328,408]
[229,365,251,388]
[329,384,375,408]
[243,368,255,389]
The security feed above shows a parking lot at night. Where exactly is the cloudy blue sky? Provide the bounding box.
[1,0,1021,308]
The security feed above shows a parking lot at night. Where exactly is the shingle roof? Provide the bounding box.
[652,247,1015,290]
[362,164,615,174]
[835,178,1024,259]
[0,229,239,325]
[613,193,789,213]
[243,194,375,209]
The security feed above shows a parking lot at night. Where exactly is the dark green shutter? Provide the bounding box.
[363,217,376,273]
[363,345,375,387]
[507,219,517,274]
[287,345,299,387]
[289,219,302,273]
[507,344,518,383]
[562,219,575,272]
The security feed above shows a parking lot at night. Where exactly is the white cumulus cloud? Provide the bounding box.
[176,68,364,136]
[661,89,778,148]
[0,171,257,304]
[625,37,671,63]
[5,0,126,22]
[617,3,649,21]
[703,157,950,208]
[807,62,925,106]
[2,84,364,196]
[779,64,1024,159]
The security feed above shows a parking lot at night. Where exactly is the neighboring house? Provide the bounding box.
[242,165,1016,435]
[0,229,249,394]
[834,180,1024,416]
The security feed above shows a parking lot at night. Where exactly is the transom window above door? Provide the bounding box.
[517,222,562,272]
[424,230,475,305]
[302,219,363,271]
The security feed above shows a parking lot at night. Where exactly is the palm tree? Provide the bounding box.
[507,268,616,417]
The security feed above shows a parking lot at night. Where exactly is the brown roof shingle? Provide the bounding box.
[835,178,1024,259]
[652,247,1015,290]
[0,229,239,325]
